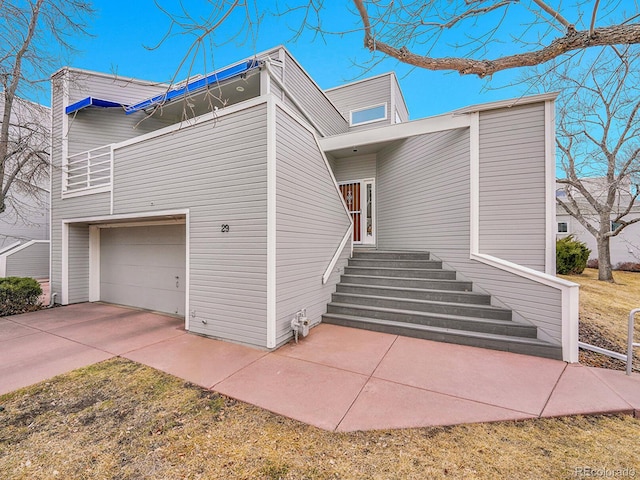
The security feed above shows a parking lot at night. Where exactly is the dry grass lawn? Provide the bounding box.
[1,358,639,480]
[561,268,640,371]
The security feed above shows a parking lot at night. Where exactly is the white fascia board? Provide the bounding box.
[544,100,557,276]
[319,113,471,152]
[324,72,394,92]
[452,92,560,115]
[469,113,480,254]
[266,97,277,349]
[62,209,189,225]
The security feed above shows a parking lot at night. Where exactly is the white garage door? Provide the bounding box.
[100,224,186,316]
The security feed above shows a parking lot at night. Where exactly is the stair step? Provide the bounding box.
[340,274,472,291]
[331,293,512,320]
[336,283,490,305]
[352,250,431,260]
[344,266,457,279]
[349,258,443,269]
[321,313,562,360]
[325,303,535,337]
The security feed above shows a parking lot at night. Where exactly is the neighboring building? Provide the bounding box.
[0,96,50,278]
[49,46,578,361]
[556,178,640,266]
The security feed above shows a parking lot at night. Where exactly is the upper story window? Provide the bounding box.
[558,222,568,233]
[350,103,387,126]
[611,221,622,232]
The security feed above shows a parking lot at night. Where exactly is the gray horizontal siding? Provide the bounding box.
[393,75,409,123]
[479,104,547,271]
[65,70,174,155]
[282,51,347,136]
[3,241,49,278]
[68,224,90,303]
[332,154,377,183]
[275,105,352,346]
[376,126,563,344]
[50,74,111,301]
[325,74,392,132]
[113,104,269,347]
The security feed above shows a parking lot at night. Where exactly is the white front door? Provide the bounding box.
[339,179,375,244]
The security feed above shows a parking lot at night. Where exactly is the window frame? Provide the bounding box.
[349,103,388,127]
[557,222,568,233]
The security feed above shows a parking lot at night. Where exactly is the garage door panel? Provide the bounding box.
[101,264,186,291]
[100,243,185,269]
[101,283,185,316]
[104,225,185,244]
[100,224,186,316]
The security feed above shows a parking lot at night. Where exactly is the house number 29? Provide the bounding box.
[221,224,230,233]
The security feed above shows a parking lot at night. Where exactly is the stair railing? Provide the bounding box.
[627,309,640,375]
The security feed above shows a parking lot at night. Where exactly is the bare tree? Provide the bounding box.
[0,0,93,215]
[152,1,640,85]
[547,46,640,282]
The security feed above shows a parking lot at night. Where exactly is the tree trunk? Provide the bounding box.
[596,235,614,282]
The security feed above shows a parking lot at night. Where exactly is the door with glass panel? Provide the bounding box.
[339,179,375,244]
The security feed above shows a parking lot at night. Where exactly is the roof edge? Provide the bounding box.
[453,92,560,114]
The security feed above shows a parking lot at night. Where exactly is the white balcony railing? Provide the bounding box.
[63,145,112,195]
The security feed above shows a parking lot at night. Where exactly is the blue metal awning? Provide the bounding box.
[124,59,262,115]
[65,97,126,115]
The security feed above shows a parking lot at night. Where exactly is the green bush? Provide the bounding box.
[556,236,591,275]
[0,277,43,316]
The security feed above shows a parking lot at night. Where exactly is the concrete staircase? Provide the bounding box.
[323,250,562,359]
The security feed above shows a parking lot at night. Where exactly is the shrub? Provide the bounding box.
[0,277,43,316]
[615,262,640,272]
[586,258,599,269]
[556,236,591,275]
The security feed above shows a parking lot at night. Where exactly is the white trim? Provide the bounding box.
[470,252,579,362]
[61,222,69,304]
[110,144,115,214]
[184,212,190,331]
[390,79,396,123]
[89,226,100,302]
[0,241,21,255]
[62,208,189,225]
[324,71,394,92]
[61,185,112,199]
[470,113,480,253]
[61,71,69,197]
[93,218,186,228]
[322,226,353,284]
[320,113,471,153]
[544,100,557,275]
[0,254,5,277]
[114,96,268,151]
[266,98,277,349]
[390,72,409,121]
[453,92,560,115]
[362,178,376,245]
[49,78,54,284]
[349,103,387,127]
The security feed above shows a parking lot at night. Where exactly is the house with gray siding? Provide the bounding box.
[50,46,579,361]
[0,97,50,278]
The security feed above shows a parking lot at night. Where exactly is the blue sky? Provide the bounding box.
[40,0,539,119]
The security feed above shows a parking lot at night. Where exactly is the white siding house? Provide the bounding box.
[50,46,578,361]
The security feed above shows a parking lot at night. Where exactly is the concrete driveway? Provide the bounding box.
[2,303,640,432]
[0,303,185,395]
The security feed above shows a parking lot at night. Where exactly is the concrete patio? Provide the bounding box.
[1,303,639,432]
